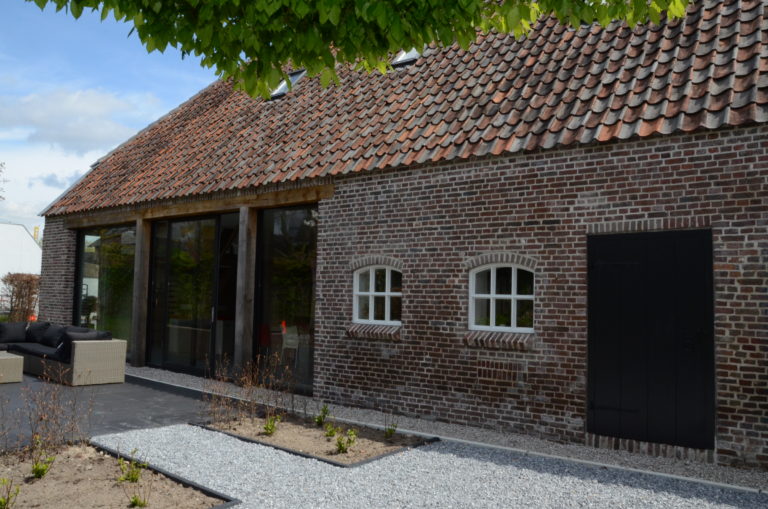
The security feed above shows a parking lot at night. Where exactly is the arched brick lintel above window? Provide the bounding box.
[349,255,404,272]
[463,252,537,272]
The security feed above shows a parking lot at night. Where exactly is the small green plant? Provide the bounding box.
[263,414,281,436]
[324,422,339,438]
[336,428,357,454]
[383,414,398,440]
[118,450,146,483]
[118,450,152,509]
[29,435,55,479]
[129,494,148,507]
[314,404,330,427]
[0,477,19,509]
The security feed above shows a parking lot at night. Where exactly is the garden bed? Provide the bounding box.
[0,444,229,508]
[202,413,435,467]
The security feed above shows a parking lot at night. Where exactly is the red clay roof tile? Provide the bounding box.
[45,0,768,216]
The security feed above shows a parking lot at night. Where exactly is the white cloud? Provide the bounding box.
[0,88,158,154]
[0,145,101,232]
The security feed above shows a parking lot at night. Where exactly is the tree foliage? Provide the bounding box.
[27,0,690,97]
[2,273,41,322]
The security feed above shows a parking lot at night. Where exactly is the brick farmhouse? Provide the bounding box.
[39,0,767,468]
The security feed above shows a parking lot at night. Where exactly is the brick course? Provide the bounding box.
[38,215,76,325]
[314,125,768,469]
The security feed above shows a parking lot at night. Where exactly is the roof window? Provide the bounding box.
[270,69,306,99]
[392,47,421,67]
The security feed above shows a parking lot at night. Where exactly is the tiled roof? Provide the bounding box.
[46,0,768,216]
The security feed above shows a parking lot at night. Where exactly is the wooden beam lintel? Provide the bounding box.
[62,184,334,229]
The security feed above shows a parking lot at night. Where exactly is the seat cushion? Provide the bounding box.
[0,322,27,343]
[39,324,66,348]
[26,321,51,343]
[8,342,62,361]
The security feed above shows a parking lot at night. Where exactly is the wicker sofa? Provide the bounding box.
[0,321,126,386]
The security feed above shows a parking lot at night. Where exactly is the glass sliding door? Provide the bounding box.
[148,213,238,374]
[75,225,135,359]
[255,206,317,394]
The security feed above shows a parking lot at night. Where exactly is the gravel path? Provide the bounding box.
[126,365,768,491]
[92,424,766,509]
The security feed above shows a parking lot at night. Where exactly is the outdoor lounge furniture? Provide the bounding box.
[0,321,126,386]
[0,352,23,383]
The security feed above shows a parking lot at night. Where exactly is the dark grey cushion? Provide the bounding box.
[0,322,27,343]
[8,342,61,361]
[40,324,66,348]
[55,330,112,363]
[26,321,51,343]
[65,325,93,334]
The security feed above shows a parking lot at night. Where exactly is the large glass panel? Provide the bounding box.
[76,225,135,359]
[373,296,385,320]
[391,296,402,322]
[165,219,216,370]
[391,270,402,293]
[256,206,317,394]
[214,213,239,367]
[374,268,386,292]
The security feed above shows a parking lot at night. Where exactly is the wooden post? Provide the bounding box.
[234,206,257,369]
[130,218,151,366]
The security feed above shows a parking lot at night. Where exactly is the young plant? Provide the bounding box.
[324,422,339,439]
[117,450,146,484]
[29,436,55,479]
[129,494,148,508]
[314,404,330,427]
[263,414,281,436]
[383,414,399,440]
[0,478,19,509]
[335,428,357,454]
[118,450,152,509]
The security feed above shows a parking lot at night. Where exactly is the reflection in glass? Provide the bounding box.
[475,269,491,294]
[518,269,534,295]
[517,299,533,328]
[358,270,370,292]
[374,296,385,320]
[391,296,402,321]
[374,269,386,292]
[391,270,402,293]
[497,267,512,295]
[358,296,369,320]
[474,298,490,326]
[256,206,317,394]
[495,299,511,326]
[76,225,135,359]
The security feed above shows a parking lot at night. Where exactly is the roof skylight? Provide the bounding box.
[392,47,421,66]
[270,69,307,98]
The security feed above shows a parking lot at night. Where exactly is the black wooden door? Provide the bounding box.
[587,229,714,449]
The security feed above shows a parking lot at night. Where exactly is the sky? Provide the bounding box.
[0,1,218,235]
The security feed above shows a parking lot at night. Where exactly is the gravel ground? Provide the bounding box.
[126,365,768,492]
[93,424,766,509]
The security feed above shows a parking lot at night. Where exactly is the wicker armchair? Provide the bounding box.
[21,339,127,386]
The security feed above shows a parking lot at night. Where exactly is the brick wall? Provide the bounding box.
[38,215,77,325]
[314,125,768,468]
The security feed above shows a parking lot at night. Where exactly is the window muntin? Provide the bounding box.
[353,266,402,325]
[469,264,534,332]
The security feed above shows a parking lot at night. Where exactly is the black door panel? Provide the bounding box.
[587,229,714,449]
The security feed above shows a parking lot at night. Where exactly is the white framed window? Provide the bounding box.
[353,266,402,325]
[469,264,534,332]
